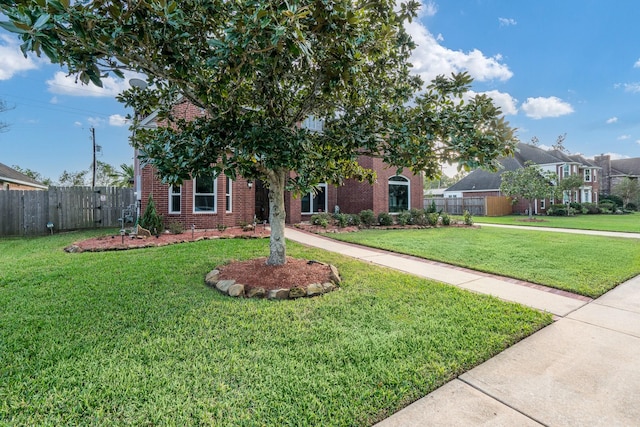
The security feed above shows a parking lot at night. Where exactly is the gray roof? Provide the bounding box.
[610,158,640,177]
[0,162,48,189]
[446,143,599,193]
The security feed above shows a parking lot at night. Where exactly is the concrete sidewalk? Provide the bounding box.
[285,227,640,426]
[285,227,590,317]
[478,222,640,239]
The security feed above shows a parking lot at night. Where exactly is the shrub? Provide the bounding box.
[463,210,473,226]
[396,210,411,226]
[600,195,623,208]
[581,203,600,214]
[626,202,637,211]
[427,212,439,226]
[311,213,331,228]
[359,209,376,227]
[569,202,582,211]
[347,214,361,227]
[408,208,427,226]
[167,220,184,234]
[217,223,228,232]
[441,212,451,226]
[333,213,349,228]
[139,194,164,235]
[546,204,567,216]
[378,212,394,226]
[598,201,616,213]
[426,200,437,213]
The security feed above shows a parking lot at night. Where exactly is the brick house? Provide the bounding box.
[0,162,48,191]
[593,154,640,196]
[444,143,600,215]
[134,102,423,228]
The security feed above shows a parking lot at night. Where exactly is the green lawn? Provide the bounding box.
[0,230,550,426]
[474,213,640,233]
[330,227,640,298]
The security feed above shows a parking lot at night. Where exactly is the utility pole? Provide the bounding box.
[91,127,96,188]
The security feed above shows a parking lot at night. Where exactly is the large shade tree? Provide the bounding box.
[1,0,516,265]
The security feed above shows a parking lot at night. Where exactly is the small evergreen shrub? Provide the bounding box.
[626,202,637,211]
[581,203,600,214]
[427,212,439,226]
[598,201,616,213]
[378,212,394,226]
[426,200,437,213]
[600,195,623,208]
[569,202,582,211]
[333,213,349,228]
[347,214,361,227]
[546,204,567,216]
[463,210,473,226]
[396,210,411,226]
[441,212,451,225]
[359,209,376,227]
[311,213,331,228]
[139,194,164,234]
[408,208,427,226]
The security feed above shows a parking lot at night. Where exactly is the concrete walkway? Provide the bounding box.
[285,226,640,426]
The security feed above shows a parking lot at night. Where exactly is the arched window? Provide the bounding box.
[388,176,410,213]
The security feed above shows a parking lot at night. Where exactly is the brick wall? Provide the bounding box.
[140,165,255,229]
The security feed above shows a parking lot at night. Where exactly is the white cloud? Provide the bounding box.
[498,17,517,27]
[87,117,105,127]
[405,20,513,84]
[50,96,59,105]
[46,71,131,97]
[467,90,518,115]
[617,134,631,140]
[74,121,83,127]
[421,1,438,17]
[109,114,129,127]
[634,59,640,68]
[521,96,574,119]
[0,35,39,80]
[614,81,640,92]
[606,116,618,124]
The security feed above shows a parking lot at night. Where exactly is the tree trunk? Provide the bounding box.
[528,200,534,219]
[266,169,287,266]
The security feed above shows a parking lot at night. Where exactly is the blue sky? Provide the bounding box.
[2,0,640,182]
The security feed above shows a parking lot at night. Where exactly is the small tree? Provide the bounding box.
[11,165,51,185]
[139,194,163,235]
[558,174,584,204]
[613,177,640,209]
[500,162,557,219]
[0,98,12,134]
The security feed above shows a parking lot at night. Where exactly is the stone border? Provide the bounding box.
[205,263,341,300]
[64,233,267,253]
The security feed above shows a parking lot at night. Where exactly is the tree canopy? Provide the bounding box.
[1,0,517,265]
[500,161,556,218]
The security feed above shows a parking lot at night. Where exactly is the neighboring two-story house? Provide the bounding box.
[444,143,600,215]
[133,101,423,228]
[0,162,48,191]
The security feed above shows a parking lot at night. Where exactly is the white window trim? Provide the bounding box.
[388,175,411,213]
[301,183,328,214]
[226,177,232,213]
[169,185,181,214]
[193,176,217,214]
[584,169,591,182]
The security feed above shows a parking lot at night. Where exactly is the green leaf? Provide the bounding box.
[0,20,29,34]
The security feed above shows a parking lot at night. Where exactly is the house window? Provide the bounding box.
[584,169,591,182]
[563,164,570,178]
[193,175,217,213]
[169,185,181,214]
[301,183,327,214]
[563,190,570,204]
[389,175,410,213]
[582,188,592,203]
[593,170,597,182]
[301,116,324,132]
[226,177,232,213]
[540,199,546,210]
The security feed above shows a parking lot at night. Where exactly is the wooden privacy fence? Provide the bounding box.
[0,186,135,237]
[424,196,513,217]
